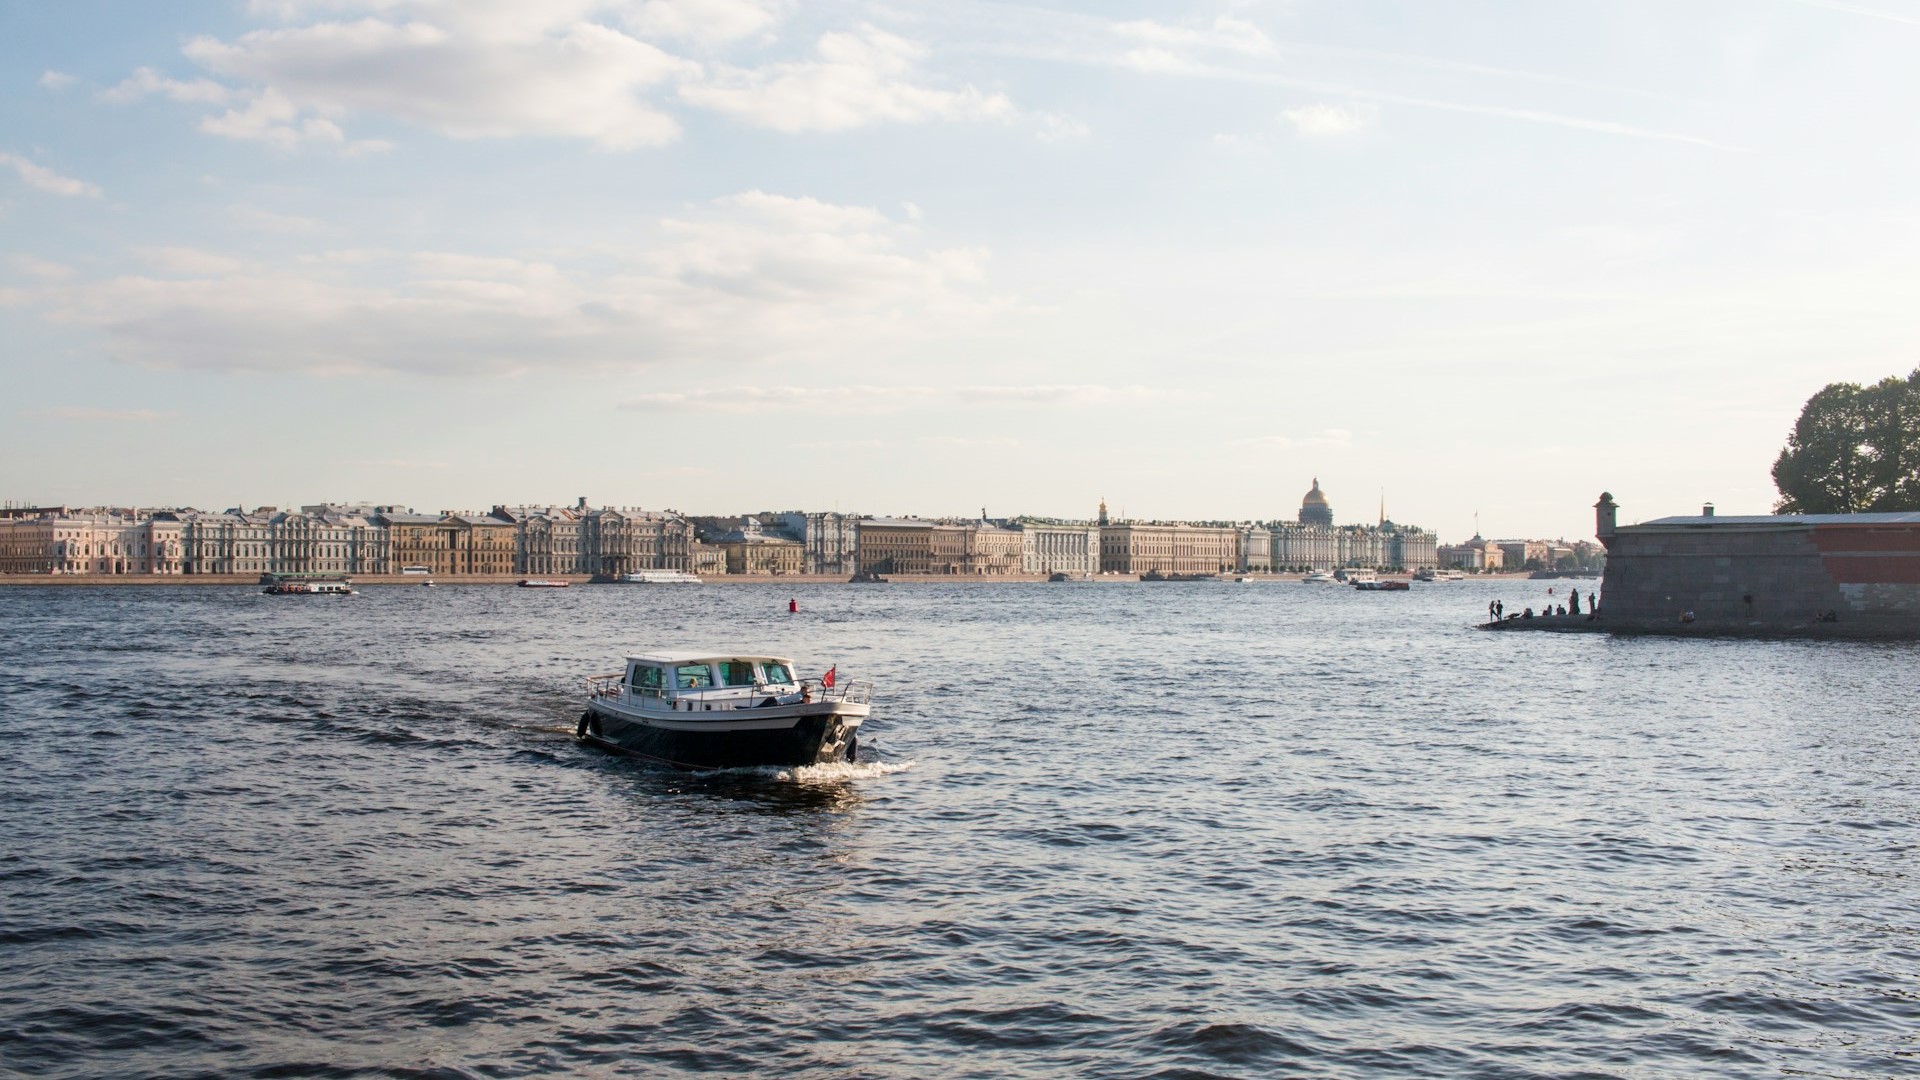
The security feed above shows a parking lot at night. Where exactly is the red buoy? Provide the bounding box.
[788,597,798,613]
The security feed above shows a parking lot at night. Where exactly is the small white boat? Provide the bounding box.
[518,579,570,588]
[617,570,703,584]
[1302,571,1336,584]
[579,652,870,768]
[263,580,354,596]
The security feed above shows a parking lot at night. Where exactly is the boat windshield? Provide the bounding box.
[760,662,793,684]
[631,665,664,691]
[718,660,758,687]
[675,664,714,689]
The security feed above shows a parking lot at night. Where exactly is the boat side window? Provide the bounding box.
[719,660,758,687]
[675,664,714,689]
[631,666,664,692]
[760,663,793,684]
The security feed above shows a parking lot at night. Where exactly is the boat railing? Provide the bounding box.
[583,674,870,707]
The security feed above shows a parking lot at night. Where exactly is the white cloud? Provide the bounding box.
[38,70,77,90]
[23,192,997,377]
[102,66,236,104]
[36,407,178,422]
[228,204,327,234]
[622,384,1153,413]
[0,153,102,198]
[6,255,76,281]
[133,247,251,276]
[1032,111,1090,142]
[195,88,394,153]
[182,14,694,149]
[681,25,1015,132]
[1113,16,1275,56]
[623,0,788,46]
[1283,102,1377,136]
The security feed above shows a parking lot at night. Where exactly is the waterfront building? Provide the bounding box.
[960,523,1025,575]
[379,511,456,576]
[1497,540,1552,572]
[0,508,185,575]
[584,508,694,576]
[1238,526,1272,573]
[770,511,860,575]
[495,502,586,576]
[1015,520,1101,576]
[1266,481,1439,571]
[1437,535,1502,571]
[171,510,274,576]
[1099,521,1240,575]
[724,534,804,575]
[856,519,932,574]
[690,541,726,576]
[704,516,805,575]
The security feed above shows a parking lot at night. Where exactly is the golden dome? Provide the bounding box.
[1302,478,1329,507]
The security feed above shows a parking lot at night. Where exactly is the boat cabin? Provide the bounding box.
[607,651,804,711]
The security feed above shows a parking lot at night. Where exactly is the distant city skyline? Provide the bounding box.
[8,1,1919,542]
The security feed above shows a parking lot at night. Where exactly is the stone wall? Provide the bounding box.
[1601,521,1920,636]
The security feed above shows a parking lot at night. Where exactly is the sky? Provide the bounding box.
[5,0,1920,542]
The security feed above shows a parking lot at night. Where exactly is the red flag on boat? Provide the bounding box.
[822,666,836,689]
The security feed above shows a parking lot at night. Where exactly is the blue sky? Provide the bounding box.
[5,0,1920,541]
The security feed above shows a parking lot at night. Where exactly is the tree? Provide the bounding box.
[1773,370,1920,513]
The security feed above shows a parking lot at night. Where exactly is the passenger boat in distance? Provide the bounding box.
[612,570,703,584]
[263,579,354,596]
[1140,570,1218,582]
[1353,579,1411,591]
[518,578,570,588]
[579,652,871,769]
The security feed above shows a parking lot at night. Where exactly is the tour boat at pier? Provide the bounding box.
[615,570,703,584]
[518,579,570,588]
[263,580,355,596]
[578,652,870,769]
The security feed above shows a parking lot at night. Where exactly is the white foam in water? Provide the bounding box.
[779,759,917,782]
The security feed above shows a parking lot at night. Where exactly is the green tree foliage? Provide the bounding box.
[1773,370,1920,513]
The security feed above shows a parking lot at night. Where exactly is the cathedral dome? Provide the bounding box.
[1299,478,1334,527]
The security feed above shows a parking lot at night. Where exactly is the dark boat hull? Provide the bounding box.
[579,701,859,769]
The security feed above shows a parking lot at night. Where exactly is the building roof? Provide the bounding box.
[1633,512,1920,527]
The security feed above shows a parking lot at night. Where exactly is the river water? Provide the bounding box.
[1,580,1915,1078]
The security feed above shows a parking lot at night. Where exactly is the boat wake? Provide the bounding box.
[770,759,917,782]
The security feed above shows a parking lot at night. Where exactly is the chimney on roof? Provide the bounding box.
[578,496,587,510]
[1703,502,1715,517]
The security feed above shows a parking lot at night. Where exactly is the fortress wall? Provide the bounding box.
[1600,523,1920,635]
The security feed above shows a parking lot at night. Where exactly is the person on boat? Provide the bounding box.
[1569,589,1581,615]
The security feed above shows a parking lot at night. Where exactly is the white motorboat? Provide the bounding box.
[518,578,570,588]
[263,580,354,596]
[1302,571,1337,584]
[617,570,703,584]
[578,652,870,768]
